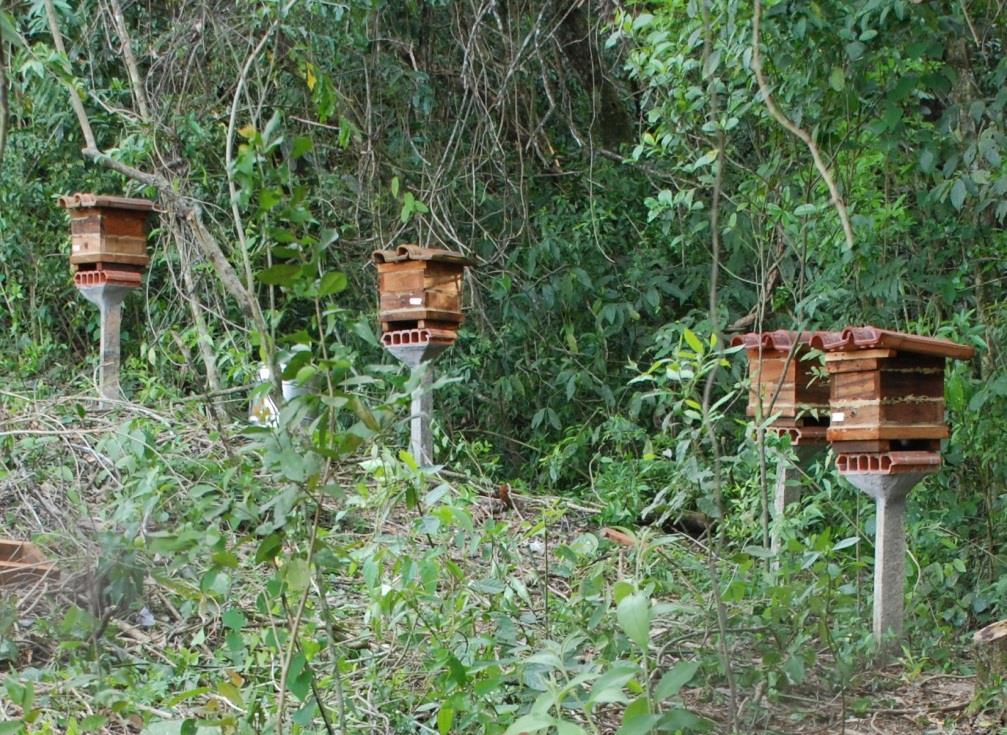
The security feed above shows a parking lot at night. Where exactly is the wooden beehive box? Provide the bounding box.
[732,331,832,444]
[811,327,975,452]
[372,244,470,341]
[59,193,155,270]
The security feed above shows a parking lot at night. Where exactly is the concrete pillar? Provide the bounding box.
[385,340,449,467]
[842,472,927,644]
[77,284,132,408]
[771,445,822,556]
[409,366,434,465]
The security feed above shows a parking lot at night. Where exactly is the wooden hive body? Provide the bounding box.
[59,193,155,270]
[812,327,974,453]
[373,244,469,341]
[732,331,832,444]
[743,350,830,419]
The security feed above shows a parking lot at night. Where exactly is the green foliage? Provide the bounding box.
[4,0,1007,730]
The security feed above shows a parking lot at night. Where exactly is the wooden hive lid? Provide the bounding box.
[809,326,975,361]
[58,192,157,212]
[372,243,472,266]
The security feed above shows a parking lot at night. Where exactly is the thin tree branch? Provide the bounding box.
[699,1,739,729]
[751,0,855,251]
[0,39,8,167]
[106,0,152,121]
[43,0,97,150]
[226,20,280,299]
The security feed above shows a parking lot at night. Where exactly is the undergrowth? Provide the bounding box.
[0,379,992,734]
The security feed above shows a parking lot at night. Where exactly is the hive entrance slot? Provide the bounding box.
[799,415,829,428]
[890,438,939,451]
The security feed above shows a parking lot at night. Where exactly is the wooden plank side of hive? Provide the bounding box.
[880,399,945,425]
[98,207,148,238]
[827,424,949,441]
[99,235,149,264]
[832,370,881,401]
[378,261,425,293]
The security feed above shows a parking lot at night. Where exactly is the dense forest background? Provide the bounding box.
[1,0,1006,733]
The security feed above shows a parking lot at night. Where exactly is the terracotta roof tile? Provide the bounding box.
[730,330,839,352]
[809,326,974,360]
[372,244,471,266]
[58,192,157,211]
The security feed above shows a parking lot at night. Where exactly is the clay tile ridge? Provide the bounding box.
[730,330,840,353]
[808,326,975,360]
[372,244,472,266]
[58,192,157,211]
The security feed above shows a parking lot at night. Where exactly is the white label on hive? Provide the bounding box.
[72,244,79,252]
[831,412,845,423]
[409,297,423,305]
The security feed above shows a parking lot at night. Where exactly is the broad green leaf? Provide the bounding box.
[845,41,865,60]
[437,706,454,735]
[318,271,348,297]
[257,264,300,286]
[831,536,859,551]
[660,708,706,731]
[829,66,845,91]
[655,660,699,700]
[0,11,25,48]
[556,721,587,735]
[217,680,243,708]
[503,713,552,735]
[743,545,775,560]
[683,329,704,355]
[950,178,966,210]
[221,608,246,630]
[287,652,313,700]
[589,661,639,703]
[617,697,659,735]
[291,136,313,159]
[782,654,806,685]
[285,557,311,592]
[691,149,719,169]
[617,592,651,651]
[255,533,284,564]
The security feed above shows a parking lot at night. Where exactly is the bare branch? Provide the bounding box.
[0,39,8,167]
[42,0,97,150]
[751,0,855,252]
[105,0,152,121]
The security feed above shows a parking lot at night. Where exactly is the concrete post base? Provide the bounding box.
[77,284,132,408]
[771,445,823,556]
[842,472,927,645]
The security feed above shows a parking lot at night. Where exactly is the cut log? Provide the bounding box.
[0,539,58,586]
[974,619,1007,688]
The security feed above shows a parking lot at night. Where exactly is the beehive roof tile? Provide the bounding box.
[58,192,157,212]
[809,326,974,360]
[372,244,471,266]
[730,330,840,352]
